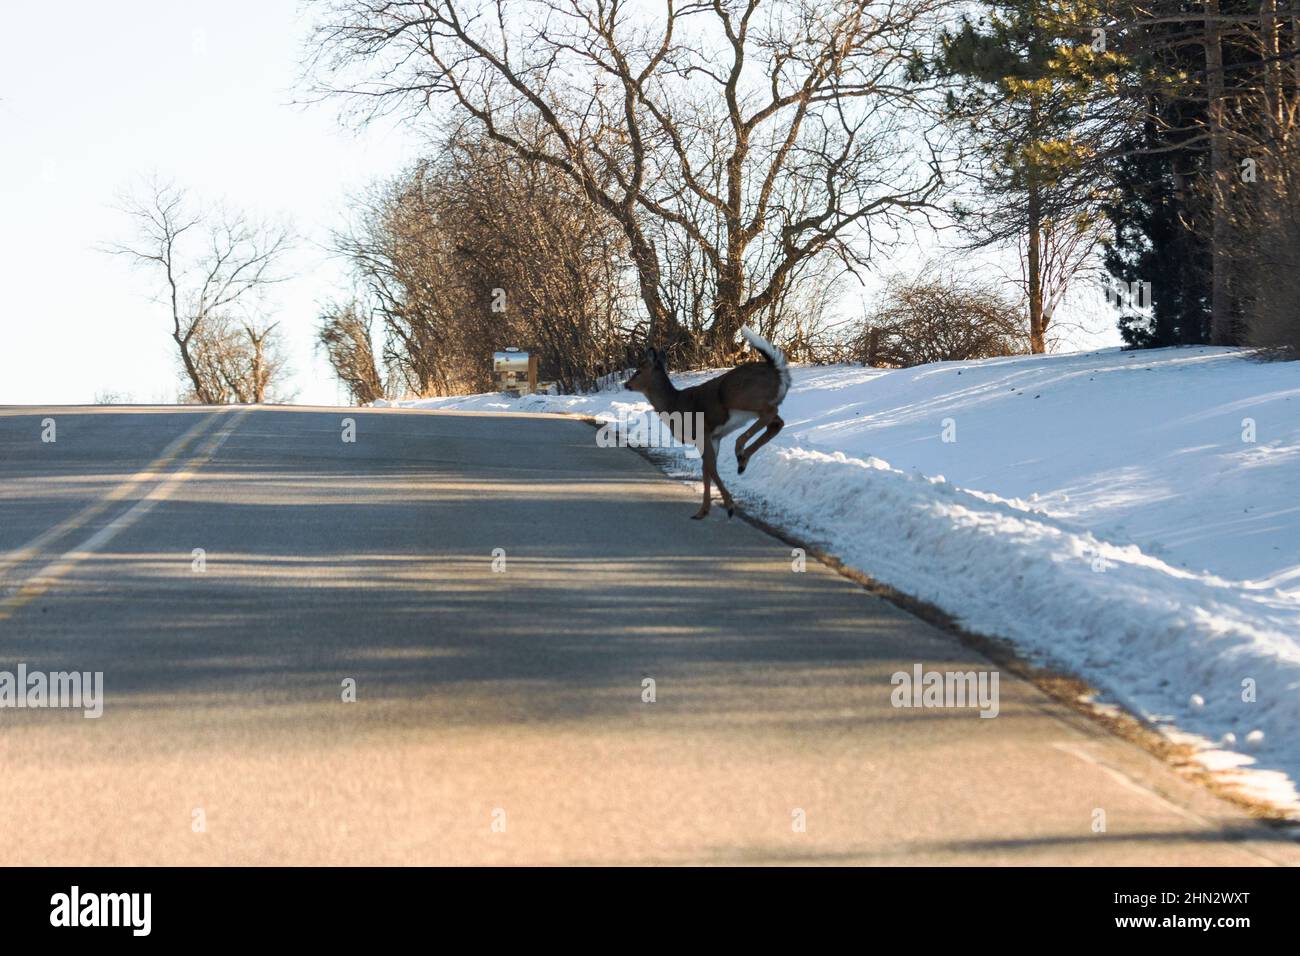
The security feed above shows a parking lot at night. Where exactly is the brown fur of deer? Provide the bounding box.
[625,326,790,519]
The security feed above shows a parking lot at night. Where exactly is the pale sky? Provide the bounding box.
[0,0,421,406]
[0,1,1118,407]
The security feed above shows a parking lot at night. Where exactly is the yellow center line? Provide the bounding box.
[0,408,228,581]
[0,407,253,622]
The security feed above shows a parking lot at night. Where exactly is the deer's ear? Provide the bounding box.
[652,348,666,368]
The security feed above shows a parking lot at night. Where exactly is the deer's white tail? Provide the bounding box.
[740,326,790,402]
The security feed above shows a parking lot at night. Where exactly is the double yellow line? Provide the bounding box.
[0,407,251,622]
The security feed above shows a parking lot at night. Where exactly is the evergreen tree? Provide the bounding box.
[938,0,1130,352]
[1102,0,1300,349]
[1102,84,1211,347]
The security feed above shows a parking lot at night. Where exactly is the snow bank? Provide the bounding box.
[382,347,1300,812]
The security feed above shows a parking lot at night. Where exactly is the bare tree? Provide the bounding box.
[1202,0,1232,344]
[1205,0,1300,354]
[107,179,294,403]
[318,301,387,403]
[1026,211,1105,338]
[181,315,293,404]
[330,130,639,396]
[310,0,950,361]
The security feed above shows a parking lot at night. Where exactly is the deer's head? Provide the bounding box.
[625,347,667,395]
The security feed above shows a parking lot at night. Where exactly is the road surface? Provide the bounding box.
[0,405,1295,865]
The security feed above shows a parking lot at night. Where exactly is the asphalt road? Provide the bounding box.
[0,405,1295,865]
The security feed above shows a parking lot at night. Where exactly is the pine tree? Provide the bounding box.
[1102,0,1300,350]
[1101,14,1212,348]
[938,0,1131,352]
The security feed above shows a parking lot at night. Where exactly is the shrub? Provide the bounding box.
[856,269,1028,367]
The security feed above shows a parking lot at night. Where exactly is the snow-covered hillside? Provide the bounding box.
[380,346,1300,812]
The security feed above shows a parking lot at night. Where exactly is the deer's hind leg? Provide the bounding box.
[733,417,766,470]
[736,405,783,474]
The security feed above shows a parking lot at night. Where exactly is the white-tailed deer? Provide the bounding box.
[625,326,790,519]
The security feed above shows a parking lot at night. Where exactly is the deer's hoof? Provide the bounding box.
[691,510,709,520]
[726,505,735,518]
[737,460,747,475]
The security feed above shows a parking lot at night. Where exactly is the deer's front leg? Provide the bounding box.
[692,434,715,519]
[708,437,735,518]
